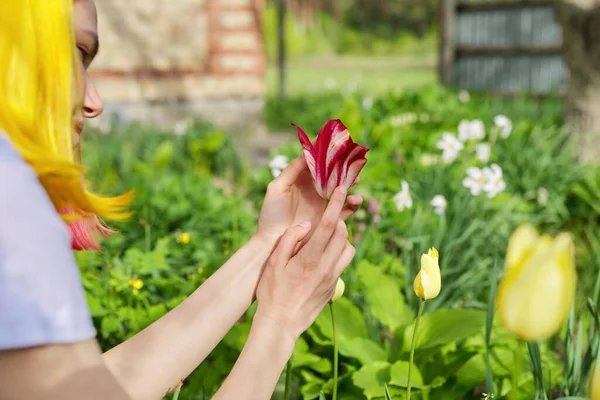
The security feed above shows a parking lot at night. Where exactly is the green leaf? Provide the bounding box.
[201,132,227,153]
[339,337,388,365]
[87,294,106,317]
[429,376,447,388]
[307,324,332,346]
[485,259,499,393]
[222,322,251,352]
[319,391,326,400]
[389,360,424,389]
[294,336,310,353]
[301,382,324,400]
[384,383,393,400]
[314,297,367,340]
[153,140,174,167]
[100,316,122,337]
[554,398,590,400]
[402,309,486,351]
[352,361,391,400]
[146,304,167,323]
[357,260,413,332]
[300,370,325,384]
[293,352,332,374]
[456,347,514,387]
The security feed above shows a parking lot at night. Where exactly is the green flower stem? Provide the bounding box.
[407,299,425,400]
[330,302,339,400]
[284,360,292,400]
[510,341,522,400]
[172,382,183,400]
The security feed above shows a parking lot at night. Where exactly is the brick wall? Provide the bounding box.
[90,0,266,130]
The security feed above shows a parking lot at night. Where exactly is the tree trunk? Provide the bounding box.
[557,1,600,163]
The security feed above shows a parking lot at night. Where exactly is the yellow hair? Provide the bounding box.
[0,0,131,221]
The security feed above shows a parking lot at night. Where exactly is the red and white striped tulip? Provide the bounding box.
[294,119,369,199]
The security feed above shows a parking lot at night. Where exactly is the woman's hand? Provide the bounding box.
[255,156,363,245]
[255,187,356,340]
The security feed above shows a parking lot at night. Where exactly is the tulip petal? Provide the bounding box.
[318,121,352,197]
[497,233,575,341]
[331,278,345,302]
[420,253,441,299]
[294,119,369,199]
[315,119,352,172]
[339,144,369,192]
[293,124,318,185]
[428,247,439,260]
[505,224,539,271]
[413,270,425,299]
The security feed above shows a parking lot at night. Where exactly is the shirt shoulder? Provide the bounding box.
[0,133,96,349]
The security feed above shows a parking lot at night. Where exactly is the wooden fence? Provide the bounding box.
[439,0,567,95]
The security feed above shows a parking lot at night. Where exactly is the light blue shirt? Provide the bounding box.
[0,132,96,349]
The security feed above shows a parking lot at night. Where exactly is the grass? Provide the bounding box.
[266,54,437,96]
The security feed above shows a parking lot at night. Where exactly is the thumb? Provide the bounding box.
[268,221,312,269]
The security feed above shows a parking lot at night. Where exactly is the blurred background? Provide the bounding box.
[80,1,600,399]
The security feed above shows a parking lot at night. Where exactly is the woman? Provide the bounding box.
[0,1,363,399]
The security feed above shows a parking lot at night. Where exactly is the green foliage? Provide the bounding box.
[80,86,599,399]
[262,3,436,61]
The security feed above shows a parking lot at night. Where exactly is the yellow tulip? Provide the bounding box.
[591,360,600,400]
[331,278,345,303]
[497,225,576,341]
[413,248,441,300]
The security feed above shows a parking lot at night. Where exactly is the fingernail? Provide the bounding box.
[340,186,348,195]
[299,221,310,228]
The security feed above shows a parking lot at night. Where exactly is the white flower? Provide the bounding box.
[494,115,513,138]
[462,167,487,196]
[431,195,447,216]
[458,90,470,103]
[269,155,288,178]
[436,132,464,163]
[362,97,374,110]
[482,164,506,198]
[475,143,491,163]
[463,164,507,198]
[458,120,485,142]
[537,187,549,205]
[394,180,413,212]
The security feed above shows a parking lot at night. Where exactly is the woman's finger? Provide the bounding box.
[266,221,312,271]
[341,194,363,220]
[322,220,348,269]
[333,242,356,277]
[307,187,347,253]
[272,156,307,189]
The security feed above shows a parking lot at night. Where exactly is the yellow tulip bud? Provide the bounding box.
[413,247,441,300]
[497,225,577,341]
[591,360,600,400]
[331,278,345,303]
